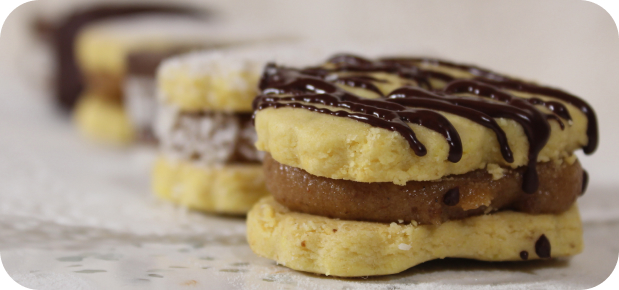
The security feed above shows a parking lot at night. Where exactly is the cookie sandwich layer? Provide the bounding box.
[248,197,583,277]
[153,44,325,213]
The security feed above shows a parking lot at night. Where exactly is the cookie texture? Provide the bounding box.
[74,92,134,144]
[152,156,269,214]
[157,44,327,112]
[247,197,583,277]
[255,105,586,185]
[254,55,595,185]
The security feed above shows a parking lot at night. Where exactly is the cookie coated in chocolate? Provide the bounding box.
[264,154,584,225]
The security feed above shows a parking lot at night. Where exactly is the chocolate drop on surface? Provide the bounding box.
[520,251,529,260]
[442,188,460,206]
[535,234,551,258]
[581,170,589,196]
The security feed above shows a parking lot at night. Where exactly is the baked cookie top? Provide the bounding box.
[75,15,282,77]
[253,54,598,191]
[157,44,327,112]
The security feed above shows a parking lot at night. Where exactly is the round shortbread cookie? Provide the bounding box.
[74,92,134,144]
[152,156,269,214]
[247,197,583,277]
[255,105,586,185]
[254,56,595,185]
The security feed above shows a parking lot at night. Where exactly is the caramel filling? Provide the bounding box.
[264,154,583,225]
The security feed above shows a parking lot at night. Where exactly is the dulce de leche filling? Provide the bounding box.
[265,154,585,225]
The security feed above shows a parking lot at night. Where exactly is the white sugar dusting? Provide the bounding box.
[398,243,412,251]
[155,103,261,165]
[157,42,329,89]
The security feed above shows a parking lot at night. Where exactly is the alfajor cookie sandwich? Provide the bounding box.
[152,44,326,214]
[71,14,284,144]
[247,54,597,277]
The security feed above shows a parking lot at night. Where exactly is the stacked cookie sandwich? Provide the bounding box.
[153,44,325,214]
[72,14,279,144]
[247,54,597,276]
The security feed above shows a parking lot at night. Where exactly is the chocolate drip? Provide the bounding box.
[443,80,551,193]
[255,54,598,193]
[474,78,598,154]
[387,87,514,163]
[581,170,589,196]
[535,234,551,258]
[52,5,207,110]
[546,115,565,130]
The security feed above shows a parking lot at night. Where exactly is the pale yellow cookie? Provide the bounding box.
[247,197,583,277]
[152,156,269,214]
[255,104,587,185]
[157,44,327,112]
[75,15,273,79]
[74,92,134,144]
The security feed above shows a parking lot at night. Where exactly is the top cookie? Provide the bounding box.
[157,43,327,112]
[254,54,598,190]
[75,15,281,77]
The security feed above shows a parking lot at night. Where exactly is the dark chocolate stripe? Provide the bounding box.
[443,80,551,193]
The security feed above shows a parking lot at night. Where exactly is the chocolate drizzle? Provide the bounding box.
[254,54,598,193]
[581,170,589,196]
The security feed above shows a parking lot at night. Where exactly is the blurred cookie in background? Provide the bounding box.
[153,43,325,215]
[70,14,292,145]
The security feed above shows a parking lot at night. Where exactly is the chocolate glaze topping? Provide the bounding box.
[52,5,207,110]
[254,54,598,193]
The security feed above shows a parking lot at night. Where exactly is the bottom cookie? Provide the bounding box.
[74,92,134,144]
[247,197,583,277]
[152,156,269,214]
